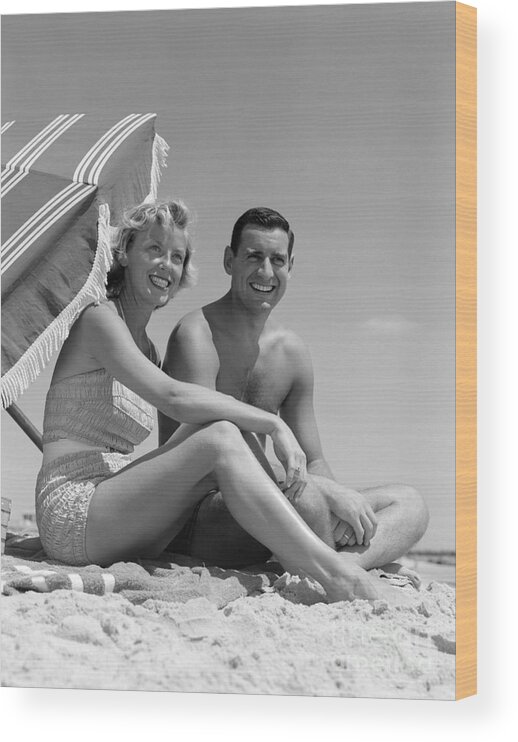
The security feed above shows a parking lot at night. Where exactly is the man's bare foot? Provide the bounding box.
[377,562,421,590]
[324,562,419,606]
[372,576,417,607]
[324,562,380,603]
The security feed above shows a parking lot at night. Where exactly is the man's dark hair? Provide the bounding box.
[229,207,294,258]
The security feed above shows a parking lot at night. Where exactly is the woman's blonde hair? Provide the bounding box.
[106,199,197,300]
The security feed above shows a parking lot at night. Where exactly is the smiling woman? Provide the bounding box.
[106,200,197,308]
[32,196,389,604]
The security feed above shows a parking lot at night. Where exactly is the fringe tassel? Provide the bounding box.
[145,134,170,202]
[1,203,113,409]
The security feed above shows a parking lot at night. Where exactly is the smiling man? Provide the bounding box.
[158,208,428,580]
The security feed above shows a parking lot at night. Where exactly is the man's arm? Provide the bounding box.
[158,312,219,445]
[280,337,377,547]
[279,337,335,480]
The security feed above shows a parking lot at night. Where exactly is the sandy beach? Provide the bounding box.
[1,552,455,699]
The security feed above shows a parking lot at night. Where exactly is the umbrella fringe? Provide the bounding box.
[1,203,113,409]
[147,134,169,201]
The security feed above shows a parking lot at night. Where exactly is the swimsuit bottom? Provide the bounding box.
[35,450,130,566]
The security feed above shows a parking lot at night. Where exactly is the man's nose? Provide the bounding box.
[258,258,274,278]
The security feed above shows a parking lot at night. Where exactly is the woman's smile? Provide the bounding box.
[149,274,171,290]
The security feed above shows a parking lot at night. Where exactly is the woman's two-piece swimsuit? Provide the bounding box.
[36,342,159,566]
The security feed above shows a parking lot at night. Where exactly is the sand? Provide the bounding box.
[1,565,455,699]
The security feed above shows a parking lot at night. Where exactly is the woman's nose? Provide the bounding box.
[161,253,174,271]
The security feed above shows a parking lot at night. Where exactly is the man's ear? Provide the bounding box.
[287,255,294,277]
[223,246,234,276]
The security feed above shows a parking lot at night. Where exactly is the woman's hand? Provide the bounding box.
[270,420,307,503]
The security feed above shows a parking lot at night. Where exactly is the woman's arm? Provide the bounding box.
[80,303,306,484]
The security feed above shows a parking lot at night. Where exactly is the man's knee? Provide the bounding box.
[396,485,429,539]
[413,487,430,538]
[292,483,334,546]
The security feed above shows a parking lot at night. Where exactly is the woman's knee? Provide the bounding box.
[200,420,245,453]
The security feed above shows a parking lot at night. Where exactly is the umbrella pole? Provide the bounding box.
[5,403,43,452]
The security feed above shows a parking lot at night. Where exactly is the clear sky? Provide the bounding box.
[1,2,456,550]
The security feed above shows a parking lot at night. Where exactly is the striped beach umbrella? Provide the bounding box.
[1,113,169,417]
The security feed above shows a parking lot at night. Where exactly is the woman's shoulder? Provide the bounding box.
[74,299,120,333]
[55,301,120,374]
[64,301,118,350]
[82,299,118,319]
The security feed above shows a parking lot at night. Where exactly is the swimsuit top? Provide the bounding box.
[42,366,156,454]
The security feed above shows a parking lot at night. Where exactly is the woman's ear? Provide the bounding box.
[119,232,135,267]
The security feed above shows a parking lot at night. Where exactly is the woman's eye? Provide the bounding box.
[172,254,184,264]
[149,245,161,253]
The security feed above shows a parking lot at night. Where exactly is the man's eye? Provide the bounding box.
[273,258,285,266]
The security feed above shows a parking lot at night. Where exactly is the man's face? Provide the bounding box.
[224,226,293,313]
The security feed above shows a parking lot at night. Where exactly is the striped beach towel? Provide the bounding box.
[1,114,169,408]
[1,553,276,609]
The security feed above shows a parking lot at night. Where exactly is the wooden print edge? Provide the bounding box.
[455,1,477,701]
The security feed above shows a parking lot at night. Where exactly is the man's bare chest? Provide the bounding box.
[214,340,293,413]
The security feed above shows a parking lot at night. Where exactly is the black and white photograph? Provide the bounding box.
[2,1,462,699]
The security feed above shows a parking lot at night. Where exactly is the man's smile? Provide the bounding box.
[250,282,275,293]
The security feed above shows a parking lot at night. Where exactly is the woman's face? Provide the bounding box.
[123,221,188,308]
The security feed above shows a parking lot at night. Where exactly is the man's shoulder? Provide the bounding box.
[163,307,219,375]
[171,308,212,343]
[269,324,309,359]
[164,307,216,363]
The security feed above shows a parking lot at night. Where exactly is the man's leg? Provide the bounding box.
[349,484,429,569]
[302,477,429,575]
[168,477,428,570]
[167,489,273,567]
[166,431,276,568]
[288,477,336,547]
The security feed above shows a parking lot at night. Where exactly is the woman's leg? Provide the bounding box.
[86,421,379,601]
[85,421,234,563]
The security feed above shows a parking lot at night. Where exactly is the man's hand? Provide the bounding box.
[329,488,378,548]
